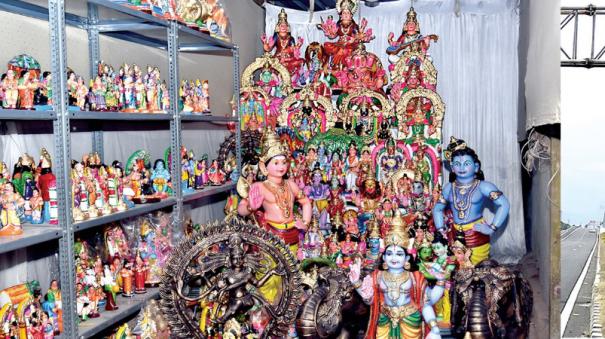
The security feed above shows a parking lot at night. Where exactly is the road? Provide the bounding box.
[561,227,598,306]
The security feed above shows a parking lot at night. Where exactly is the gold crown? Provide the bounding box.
[384,210,409,248]
[40,148,52,167]
[259,128,289,164]
[443,136,467,162]
[368,216,381,238]
[275,8,290,32]
[406,7,418,23]
[337,0,358,14]
[450,240,467,251]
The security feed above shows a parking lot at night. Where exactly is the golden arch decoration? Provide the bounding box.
[396,88,445,140]
[391,51,438,87]
[241,53,292,96]
[278,86,336,139]
[338,88,393,122]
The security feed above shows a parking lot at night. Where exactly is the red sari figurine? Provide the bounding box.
[134,252,148,294]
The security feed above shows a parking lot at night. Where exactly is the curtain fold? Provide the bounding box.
[265,0,525,263]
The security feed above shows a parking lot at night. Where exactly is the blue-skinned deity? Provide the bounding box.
[432,137,510,265]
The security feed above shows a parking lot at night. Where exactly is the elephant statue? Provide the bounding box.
[450,260,533,339]
[296,265,369,338]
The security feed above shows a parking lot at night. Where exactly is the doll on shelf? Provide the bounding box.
[2,69,19,108]
[134,250,148,294]
[0,182,25,236]
[207,159,225,186]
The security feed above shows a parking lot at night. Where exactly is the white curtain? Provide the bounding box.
[524,0,561,130]
[265,0,525,263]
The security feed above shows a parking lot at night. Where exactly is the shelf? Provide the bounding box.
[0,225,62,255]
[0,0,86,27]
[88,0,169,28]
[177,24,235,52]
[181,114,238,122]
[78,287,159,339]
[183,183,235,203]
[74,198,176,232]
[0,109,56,120]
[71,111,172,121]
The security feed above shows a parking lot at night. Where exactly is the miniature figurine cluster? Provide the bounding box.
[0,149,58,236]
[0,56,170,114]
[157,2,533,339]
[180,79,211,114]
[109,0,232,42]
[108,300,171,339]
[0,280,63,338]
[67,61,169,113]
[70,150,171,222]
[73,211,173,322]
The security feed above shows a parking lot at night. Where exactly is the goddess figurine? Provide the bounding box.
[433,137,510,265]
[349,211,444,339]
[134,251,148,294]
[386,7,438,69]
[261,9,304,83]
[2,69,18,108]
[317,0,373,71]
[208,159,226,186]
[344,142,359,192]
[194,155,209,189]
[17,71,37,109]
[0,182,25,236]
[238,129,312,253]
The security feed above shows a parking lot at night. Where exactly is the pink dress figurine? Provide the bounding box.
[2,69,19,108]
[207,159,226,186]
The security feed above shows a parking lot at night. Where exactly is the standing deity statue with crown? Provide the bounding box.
[261,8,305,85]
[433,137,510,266]
[317,0,374,72]
[349,210,445,339]
[237,129,312,253]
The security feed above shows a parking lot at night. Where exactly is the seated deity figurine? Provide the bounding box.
[351,172,382,235]
[433,137,510,265]
[238,129,312,253]
[299,217,324,260]
[261,9,304,84]
[349,211,444,339]
[386,7,438,69]
[150,159,170,198]
[0,182,25,236]
[317,0,373,72]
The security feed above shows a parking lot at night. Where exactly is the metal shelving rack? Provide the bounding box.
[0,1,241,337]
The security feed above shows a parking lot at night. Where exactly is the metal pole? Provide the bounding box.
[573,10,578,60]
[168,21,183,228]
[87,3,104,161]
[591,12,596,59]
[233,46,241,172]
[49,0,77,336]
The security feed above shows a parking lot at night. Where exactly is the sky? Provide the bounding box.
[561,0,605,225]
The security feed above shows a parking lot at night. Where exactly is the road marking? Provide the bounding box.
[561,237,598,335]
[563,227,581,241]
